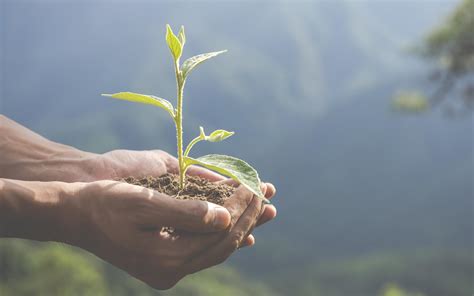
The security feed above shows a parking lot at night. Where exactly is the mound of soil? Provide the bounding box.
[122,173,234,205]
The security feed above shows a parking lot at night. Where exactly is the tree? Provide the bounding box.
[423,0,474,114]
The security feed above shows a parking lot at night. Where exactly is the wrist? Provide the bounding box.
[0,114,102,182]
[0,179,84,243]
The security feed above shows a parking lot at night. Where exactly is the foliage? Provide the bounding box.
[424,0,474,75]
[3,240,470,296]
[103,25,266,201]
[165,267,274,296]
[0,240,108,296]
[0,240,275,296]
[272,249,473,296]
[391,90,429,112]
[422,0,474,112]
[379,283,424,296]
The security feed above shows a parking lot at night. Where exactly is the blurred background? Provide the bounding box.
[1,0,472,295]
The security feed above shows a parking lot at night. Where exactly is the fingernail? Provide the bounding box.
[212,205,230,229]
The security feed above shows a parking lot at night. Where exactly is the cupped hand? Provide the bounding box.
[69,180,265,289]
[96,149,277,237]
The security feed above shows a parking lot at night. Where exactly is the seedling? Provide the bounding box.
[102,25,267,202]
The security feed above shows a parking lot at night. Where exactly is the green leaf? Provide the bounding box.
[181,50,227,78]
[178,25,186,47]
[184,154,268,202]
[184,127,235,157]
[207,129,234,142]
[102,92,175,117]
[166,24,182,61]
[199,126,234,142]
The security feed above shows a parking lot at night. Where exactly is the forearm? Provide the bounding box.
[0,115,101,182]
[0,178,82,243]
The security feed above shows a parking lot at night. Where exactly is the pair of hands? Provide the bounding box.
[56,150,277,289]
[0,114,276,289]
[0,115,277,289]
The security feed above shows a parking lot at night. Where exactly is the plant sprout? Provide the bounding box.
[102,25,267,202]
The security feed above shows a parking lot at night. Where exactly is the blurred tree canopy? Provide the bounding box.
[379,283,424,296]
[0,240,108,296]
[423,0,474,113]
[0,240,275,296]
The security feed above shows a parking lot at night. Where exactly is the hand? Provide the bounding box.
[0,116,276,232]
[0,115,276,252]
[0,178,266,289]
[96,149,278,244]
[66,179,266,289]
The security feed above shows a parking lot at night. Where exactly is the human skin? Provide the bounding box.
[0,115,277,289]
[0,115,277,225]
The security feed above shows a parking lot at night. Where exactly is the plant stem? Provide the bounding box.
[184,136,201,157]
[174,62,185,189]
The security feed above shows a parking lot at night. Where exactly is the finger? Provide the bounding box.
[174,185,260,259]
[256,204,277,227]
[184,194,263,274]
[216,178,239,187]
[185,165,225,182]
[223,185,261,225]
[264,182,276,199]
[224,185,265,245]
[240,194,266,247]
[239,234,255,249]
[151,197,231,233]
[254,183,276,226]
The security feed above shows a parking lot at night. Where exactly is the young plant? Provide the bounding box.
[102,25,268,202]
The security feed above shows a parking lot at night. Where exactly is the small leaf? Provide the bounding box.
[207,129,234,142]
[184,154,268,202]
[178,26,186,46]
[166,24,182,61]
[102,92,175,117]
[181,50,227,78]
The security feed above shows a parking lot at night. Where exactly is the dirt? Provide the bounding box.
[122,173,235,205]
